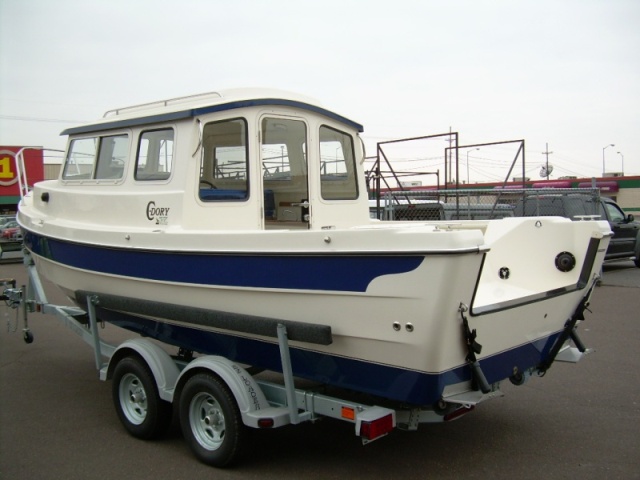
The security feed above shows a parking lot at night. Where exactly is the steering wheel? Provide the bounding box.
[199,180,216,189]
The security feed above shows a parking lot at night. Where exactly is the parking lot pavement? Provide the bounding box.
[601,260,640,287]
[1,261,639,480]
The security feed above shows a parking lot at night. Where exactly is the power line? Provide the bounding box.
[0,114,86,124]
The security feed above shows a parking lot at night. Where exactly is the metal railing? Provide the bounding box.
[371,188,602,221]
[11,147,65,202]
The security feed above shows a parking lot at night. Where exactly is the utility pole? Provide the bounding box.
[542,143,553,178]
[445,126,454,185]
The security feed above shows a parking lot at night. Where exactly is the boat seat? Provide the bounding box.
[199,189,275,219]
[199,188,248,201]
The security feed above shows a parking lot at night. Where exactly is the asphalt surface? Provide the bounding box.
[1,260,639,480]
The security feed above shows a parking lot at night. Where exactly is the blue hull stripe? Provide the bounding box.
[98,307,561,406]
[24,231,424,292]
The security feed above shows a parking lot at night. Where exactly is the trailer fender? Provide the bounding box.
[176,356,271,422]
[102,338,180,402]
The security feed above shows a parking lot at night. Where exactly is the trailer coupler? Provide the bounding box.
[1,278,17,302]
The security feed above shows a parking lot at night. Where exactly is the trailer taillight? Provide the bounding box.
[257,418,274,428]
[359,413,394,442]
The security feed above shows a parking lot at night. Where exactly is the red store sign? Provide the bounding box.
[0,147,44,199]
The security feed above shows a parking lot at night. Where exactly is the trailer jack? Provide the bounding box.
[1,279,33,343]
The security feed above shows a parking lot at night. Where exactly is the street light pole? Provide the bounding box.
[466,148,479,184]
[617,151,624,176]
[602,144,614,177]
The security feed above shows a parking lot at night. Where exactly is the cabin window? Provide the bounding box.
[62,137,98,179]
[319,126,358,200]
[262,119,308,181]
[136,129,174,181]
[94,135,128,180]
[200,118,248,201]
[62,134,128,181]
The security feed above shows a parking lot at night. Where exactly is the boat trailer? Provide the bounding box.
[2,252,592,468]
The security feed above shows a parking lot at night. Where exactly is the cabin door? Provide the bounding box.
[261,117,310,229]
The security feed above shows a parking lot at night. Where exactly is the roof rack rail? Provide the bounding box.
[103,91,223,118]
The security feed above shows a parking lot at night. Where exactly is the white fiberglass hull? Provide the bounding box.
[19,211,610,405]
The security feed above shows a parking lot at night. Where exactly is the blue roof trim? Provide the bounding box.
[61,110,192,136]
[193,99,364,132]
[61,98,364,136]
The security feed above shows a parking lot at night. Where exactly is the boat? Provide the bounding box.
[17,88,611,407]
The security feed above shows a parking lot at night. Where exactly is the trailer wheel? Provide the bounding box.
[179,373,246,467]
[112,355,172,440]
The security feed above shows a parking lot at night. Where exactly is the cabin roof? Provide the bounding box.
[61,88,364,136]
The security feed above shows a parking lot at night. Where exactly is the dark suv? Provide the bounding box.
[514,194,640,267]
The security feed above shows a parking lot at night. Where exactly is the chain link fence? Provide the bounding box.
[370,188,602,221]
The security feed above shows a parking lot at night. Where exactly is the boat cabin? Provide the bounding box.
[56,90,371,232]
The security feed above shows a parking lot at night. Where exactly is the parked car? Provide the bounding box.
[2,226,21,239]
[0,216,16,227]
[514,194,640,267]
[0,220,19,236]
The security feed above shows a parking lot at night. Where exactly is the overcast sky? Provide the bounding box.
[1,0,638,182]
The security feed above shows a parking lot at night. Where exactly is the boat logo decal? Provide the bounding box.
[499,267,510,280]
[146,201,170,225]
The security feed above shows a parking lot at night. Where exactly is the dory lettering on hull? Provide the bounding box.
[12,89,612,465]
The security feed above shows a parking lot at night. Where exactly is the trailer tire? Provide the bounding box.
[112,355,172,440]
[179,372,246,467]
